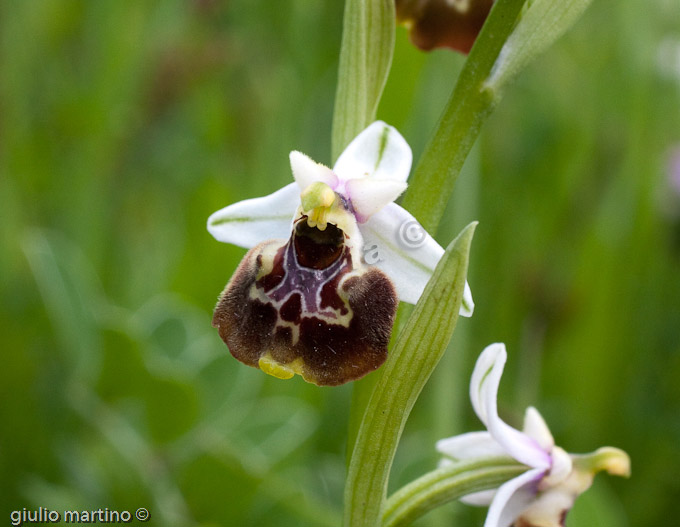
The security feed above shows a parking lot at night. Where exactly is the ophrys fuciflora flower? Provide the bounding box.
[207,122,473,386]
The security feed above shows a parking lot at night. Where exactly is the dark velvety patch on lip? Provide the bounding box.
[319,269,349,313]
[280,293,302,323]
[212,241,282,368]
[300,269,396,385]
[271,266,397,385]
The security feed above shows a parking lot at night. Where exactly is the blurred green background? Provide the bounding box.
[1,1,679,525]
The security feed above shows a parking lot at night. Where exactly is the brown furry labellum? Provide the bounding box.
[212,217,398,386]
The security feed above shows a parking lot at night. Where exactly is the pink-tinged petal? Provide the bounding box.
[523,407,555,452]
[290,151,339,191]
[360,203,473,313]
[207,183,299,249]
[436,431,507,461]
[470,344,551,469]
[484,467,545,527]
[333,121,412,183]
[345,178,407,222]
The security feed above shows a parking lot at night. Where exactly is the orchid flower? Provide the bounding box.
[437,344,630,527]
[207,121,474,386]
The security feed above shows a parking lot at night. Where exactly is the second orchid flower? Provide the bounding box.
[437,344,630,527]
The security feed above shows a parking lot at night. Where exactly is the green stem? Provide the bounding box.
[400,0,526,234]
[383,458,526,527]
[343,223,476,527]
[332,0,396,469]
[345,303,411,467]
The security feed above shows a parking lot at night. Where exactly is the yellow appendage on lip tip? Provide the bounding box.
[300,182,336,231]
[258,354,305,380]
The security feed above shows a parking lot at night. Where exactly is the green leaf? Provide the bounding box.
[343,222,477,527]
[383,457,526,527]
[485,0,595,94]
[22,229,103,380]
[331,0,396,161]
[400,0,526,234]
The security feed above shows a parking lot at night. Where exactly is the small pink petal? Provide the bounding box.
[345,178,407,222]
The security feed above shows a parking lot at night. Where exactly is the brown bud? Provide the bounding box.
[395,0,494,54]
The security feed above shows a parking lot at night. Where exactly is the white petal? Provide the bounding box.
[360,203,473,315]
[344,178,407,222]
[470,344,551,469]
[290,151,338,191]
[207,182,299,249]
[461,280,475,317]
[484,467,545,527]
[436,431,507,461]
[461,489,498,507]
[333,121,412,183]
[523,407,554,452]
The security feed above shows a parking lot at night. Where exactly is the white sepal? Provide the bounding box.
[207,182,299,249]
[360,202,474,313]
[436,431,507,462]
[470,344,551,470]
[360,202,444,304]
[333,121,412,183]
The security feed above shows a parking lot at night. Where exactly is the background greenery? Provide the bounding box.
[1,1,678,525]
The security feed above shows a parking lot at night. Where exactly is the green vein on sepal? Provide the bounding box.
[209,215,290,226]
[332,0,395,161]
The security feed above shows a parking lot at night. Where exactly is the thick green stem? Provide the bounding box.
[383,458,526,527]
[400,0,526,233]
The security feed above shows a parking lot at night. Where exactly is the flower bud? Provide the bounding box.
[395,0,494,53]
